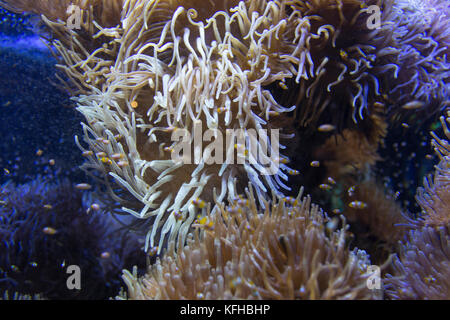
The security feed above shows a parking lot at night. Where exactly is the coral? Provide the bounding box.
[300,93,387,184]
[0,177,145,300]
[122,187,378,300]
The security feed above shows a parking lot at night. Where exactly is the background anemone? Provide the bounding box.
[278,0,448,188]
[277,0,449,269]
[415,115,450,228]
[385,226,450,299]
[384,113,450,299]
[0,177,145,299]
[284,0,448,127]
[388,0,450,118]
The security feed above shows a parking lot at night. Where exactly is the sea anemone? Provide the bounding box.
[281,0,395,126]
[385,226,450,299]
[1,0,448,257]
[385,112,450,299]
[388,0,450,117]
[283,0,449,129]
[315,128,383,180]
[0,177,144,299]
[72,0,308,253]
[344,180,407,242]
[2,0,317,253]
[122,186,379,300]
[416,114,450,228]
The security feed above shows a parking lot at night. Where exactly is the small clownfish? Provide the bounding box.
[75,183,92,190]
[278,81,288,90]
[318,124,336,132]
[310,161,320,167]
[100,252,111,259]
[196,293,205,299]
[100,157,112,165]
[117,160,129,167]
[217,107,229,114]
[332,208,342,215]
[348,185,356,197]
[173,211,183,221]
[148,246,158,257]
[339,49,348,60]
[194,215,214,230]
[277,157,290,164]
[348,201,367,209]
[424,276,436,284]
[402,100,425,110]
[227,205,243,215]
[319,184,332,191]
[111,153,124,161]
[284,196,298,206]
[42,226,57,235]
[192,198,206,209]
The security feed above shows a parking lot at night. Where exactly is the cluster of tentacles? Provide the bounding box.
[385,113,450,299]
